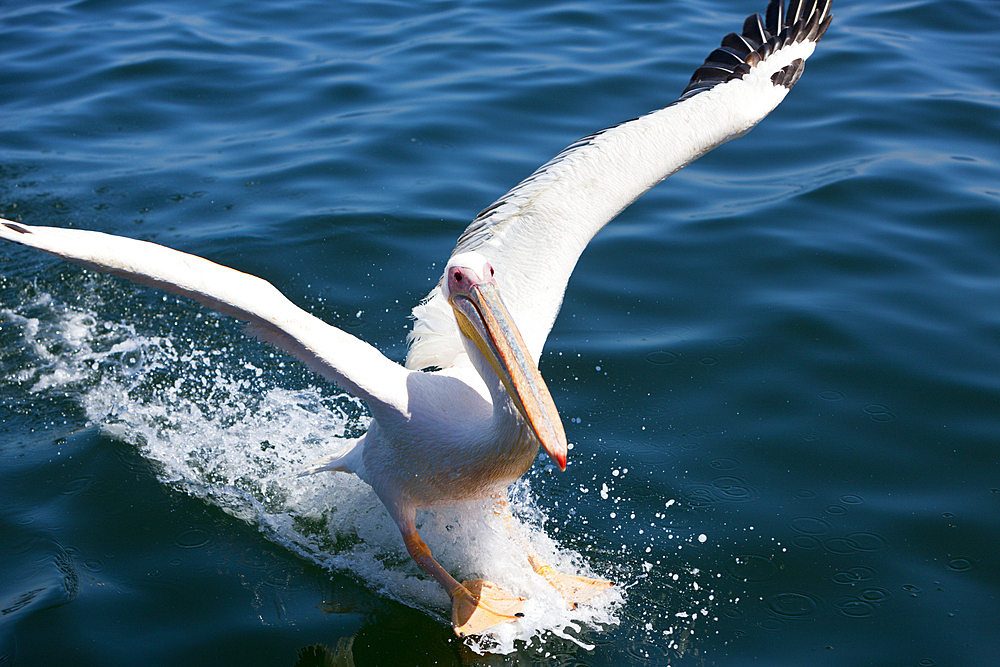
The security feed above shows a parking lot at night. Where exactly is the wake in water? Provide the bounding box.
[1,281,623,654]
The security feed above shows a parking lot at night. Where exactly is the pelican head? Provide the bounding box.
[445,252,567,470]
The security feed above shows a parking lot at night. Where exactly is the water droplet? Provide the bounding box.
[833,596,876,618]
[945,557,973,573]
[862,404,895,422]
[716,336,747,348]
[644,350,678,366]
[789,516,832,535]
[174,528,211,549]
[846,532,887,552]
[767,591,820,618]
[832,566,876,584]
[726,555,778,582]
[708,457,740,471]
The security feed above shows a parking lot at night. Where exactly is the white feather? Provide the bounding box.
[406,0,830,371]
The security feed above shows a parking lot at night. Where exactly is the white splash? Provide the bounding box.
[2,289,622,654]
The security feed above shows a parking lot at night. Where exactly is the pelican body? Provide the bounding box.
[0,0,831,636]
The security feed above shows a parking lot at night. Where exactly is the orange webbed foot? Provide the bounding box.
[451,578,525,637]
[536,565,614,609]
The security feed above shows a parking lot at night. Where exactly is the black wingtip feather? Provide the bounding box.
[742,13,767,45]
[765,0,783,35]
[707,48,748,68]
[720,31,756,57]
[788,0,805,24]
[816,14,832,41]
[680,0,831,100]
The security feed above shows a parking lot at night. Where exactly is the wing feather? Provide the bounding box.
[406,0,831,371]
[0,219,411,417]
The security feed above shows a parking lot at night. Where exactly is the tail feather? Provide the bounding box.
[298,439,364,478]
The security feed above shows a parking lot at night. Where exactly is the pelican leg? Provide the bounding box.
[493,498,614,608]
[398,518,524,637]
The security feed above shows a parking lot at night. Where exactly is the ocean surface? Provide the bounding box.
[1,0,998,664]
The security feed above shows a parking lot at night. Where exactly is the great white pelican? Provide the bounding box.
[0,0,831,636]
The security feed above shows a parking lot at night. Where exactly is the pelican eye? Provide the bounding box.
[452,269,462,282]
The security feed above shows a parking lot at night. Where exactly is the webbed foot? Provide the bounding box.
[451,578,525,637]
[536,565,613,608]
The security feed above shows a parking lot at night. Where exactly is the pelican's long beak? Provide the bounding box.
[451,282,567,471]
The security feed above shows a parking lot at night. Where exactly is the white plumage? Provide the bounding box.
[408,0,830,371]
[0,0,831,637]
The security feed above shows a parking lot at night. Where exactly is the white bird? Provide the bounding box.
[0,0,830,637]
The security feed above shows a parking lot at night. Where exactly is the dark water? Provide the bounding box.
[2,0,999,664]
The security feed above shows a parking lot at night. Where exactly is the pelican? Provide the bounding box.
[0,0,830,637]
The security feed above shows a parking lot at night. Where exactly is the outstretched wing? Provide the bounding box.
[406,0,832,371]
[0,219,410,417]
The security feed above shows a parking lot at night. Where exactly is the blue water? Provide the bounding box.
[2,0,999,664]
